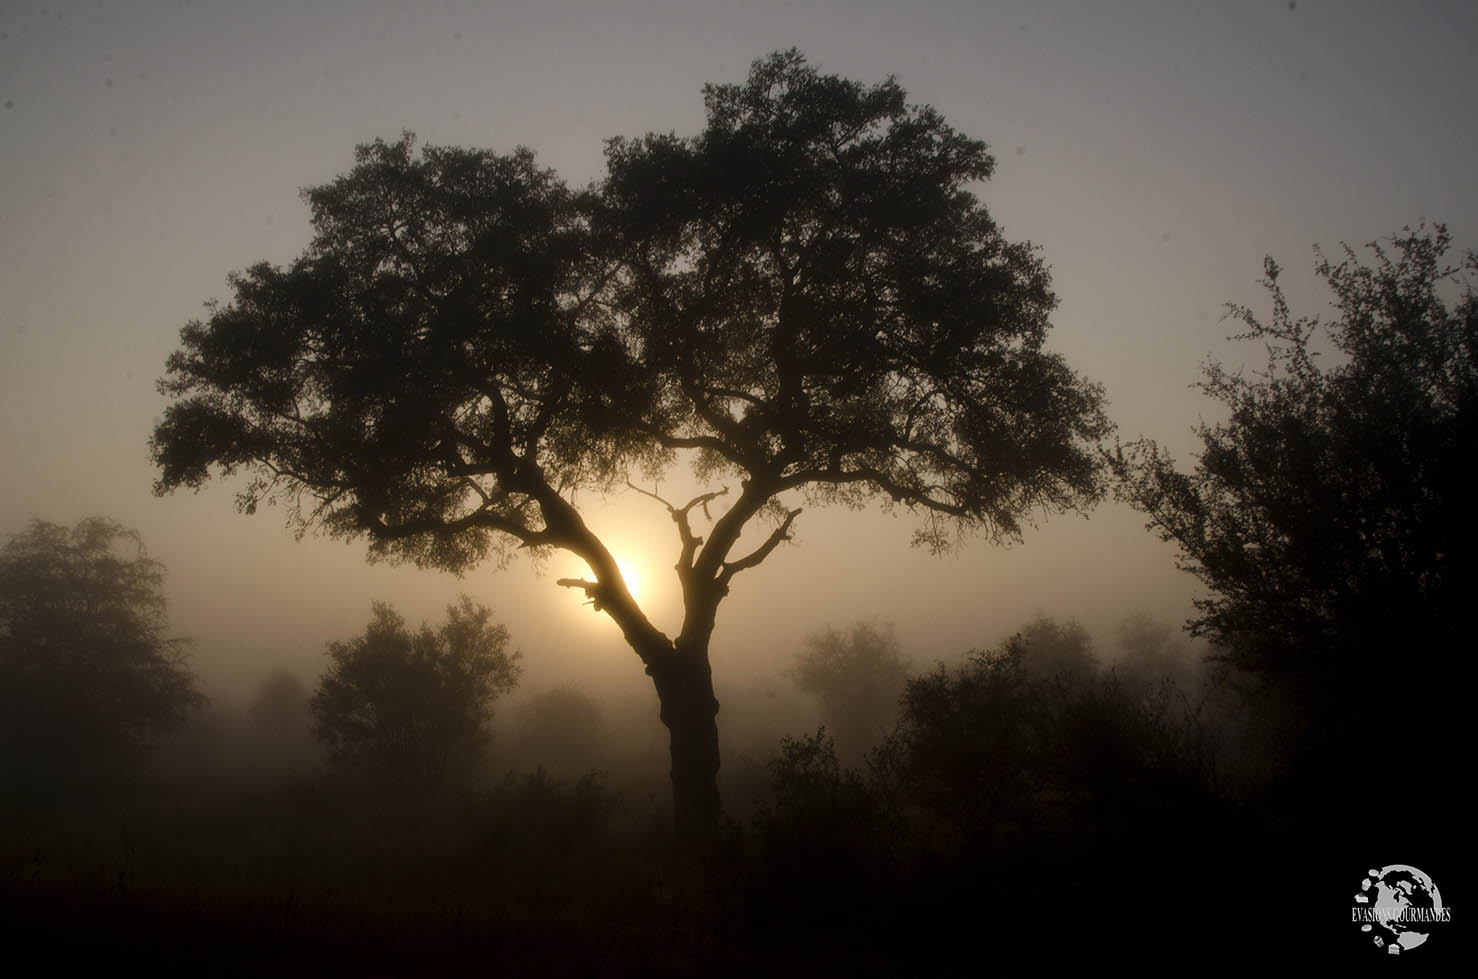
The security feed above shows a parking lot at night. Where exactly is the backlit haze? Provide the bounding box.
[3,0,1475,726]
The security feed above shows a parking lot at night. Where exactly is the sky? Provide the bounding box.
[2,0,1476,712]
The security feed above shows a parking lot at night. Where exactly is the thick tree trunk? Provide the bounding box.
[648,644,722,850]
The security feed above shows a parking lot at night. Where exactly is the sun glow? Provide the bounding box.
[614,559,642,605]
[559,551,659,625]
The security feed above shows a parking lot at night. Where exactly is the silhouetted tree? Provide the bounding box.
[786,621,910,757]
[151,51,1110,845]
[311,597,521,790]
[0,518,202,785]
[1114,224,1474,808]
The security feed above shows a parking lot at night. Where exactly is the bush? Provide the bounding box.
[874,633,1222,859]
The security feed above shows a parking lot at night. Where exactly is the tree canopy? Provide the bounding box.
[152,50,1111,843]
[0,517,202,784]
[311,597,522,789]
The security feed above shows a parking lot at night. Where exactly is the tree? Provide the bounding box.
[511,685,607,776]
[151,51,1111,845]
[310,597,521,789]
[0,517,202,784]
[248,669,312,742]
[1012,613,1097,681]
[1113,612,1200,690]
[1114,224,1475,797]
[245,669,318,770]
[786,621,910,757]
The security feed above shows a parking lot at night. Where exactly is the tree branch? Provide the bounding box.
[356,505,556,550]
[556,577,603,609]
[625,479,730,580]
[632,426,751,468]
[776,465,971,517]
[718,506,802,589]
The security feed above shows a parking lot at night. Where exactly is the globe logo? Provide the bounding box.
[1351,865,1451,954]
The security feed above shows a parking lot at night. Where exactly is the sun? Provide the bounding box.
[614,558,642,605]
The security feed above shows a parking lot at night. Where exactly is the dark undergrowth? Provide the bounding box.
[4,765,1455,975]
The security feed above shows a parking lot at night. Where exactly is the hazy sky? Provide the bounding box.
[3,0,1475,706]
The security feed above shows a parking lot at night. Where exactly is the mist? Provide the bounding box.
[3,1,1471,971]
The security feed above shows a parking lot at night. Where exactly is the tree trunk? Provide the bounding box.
[648,644,722,850]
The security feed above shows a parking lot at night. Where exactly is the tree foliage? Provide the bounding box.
[152,49,1109,572]
[593,50,1110,550]
[311,597,521,789]
[0,518,202,783]
[1114,224,1476,765]
[152,50,1111,842]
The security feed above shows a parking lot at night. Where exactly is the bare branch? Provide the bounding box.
[688,487,728,523]
[718,506,802,588]
[625,478,677,511]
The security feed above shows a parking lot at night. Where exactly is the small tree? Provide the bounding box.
[152,51,1110,844]
[311,597,521,789]
[786,621,910,757]
[0,518,202,784]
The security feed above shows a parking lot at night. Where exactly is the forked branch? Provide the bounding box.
[718,506,802,589]
[626,479,730,575]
